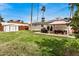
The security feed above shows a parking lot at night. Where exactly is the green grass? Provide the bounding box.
[0,30,79,56]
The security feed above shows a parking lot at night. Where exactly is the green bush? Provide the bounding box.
[75,34,79,38]
[36,38,79,56]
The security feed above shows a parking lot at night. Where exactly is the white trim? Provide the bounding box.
[49,21,70,25]
[1,22,29,26]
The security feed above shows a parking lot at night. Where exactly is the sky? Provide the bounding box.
[0,3,71,23]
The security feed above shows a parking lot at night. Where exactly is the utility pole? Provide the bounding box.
[37,4,39,22]
[30,3,33,31]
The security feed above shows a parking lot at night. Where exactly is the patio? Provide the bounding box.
[48,20,72,35]
[34,32,75,38]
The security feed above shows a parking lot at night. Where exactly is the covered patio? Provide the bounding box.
[49,20,72,35]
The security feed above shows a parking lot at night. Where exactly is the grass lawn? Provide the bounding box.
[0,30,79,56]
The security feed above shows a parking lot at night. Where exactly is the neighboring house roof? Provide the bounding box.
[49,20,70,25]
[28,18,71,25]
[1,22,29,26]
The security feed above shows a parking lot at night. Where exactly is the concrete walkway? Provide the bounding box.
[34,32,75,38]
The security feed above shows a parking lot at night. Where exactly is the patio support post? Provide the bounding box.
[49,25,50,33]
[67,26,69,36]
[53,25,55,33]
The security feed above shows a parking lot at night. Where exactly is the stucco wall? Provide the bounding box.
[19,26,29,30]
[52,24,68,30]
[0,23,3,31]
[31,25,47,31]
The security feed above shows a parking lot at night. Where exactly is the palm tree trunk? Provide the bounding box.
[69,3,74,19]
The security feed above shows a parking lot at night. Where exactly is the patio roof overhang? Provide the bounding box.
[49,21,70,25]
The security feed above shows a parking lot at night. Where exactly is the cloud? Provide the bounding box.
[40,3,48,6]
[0,3,12,11]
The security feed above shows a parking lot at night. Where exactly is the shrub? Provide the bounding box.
[75,34,79,38]
[41,27,48,33]
[36,38,79,56]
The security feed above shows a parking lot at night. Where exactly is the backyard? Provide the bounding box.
[0,30,79,56]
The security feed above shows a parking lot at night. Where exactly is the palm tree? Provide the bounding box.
[74,4,79,16]
[41,6,46,27]
[41,6,46,18]
[69,3,74,19]
[70,3,79,35]
[69,3,79,17]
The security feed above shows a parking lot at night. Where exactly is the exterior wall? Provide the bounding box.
[4,25,10,32]
[10,25,19,32]
[52,24,68,31]
[51,24,73,35]
[67,25,72,35]
[31,25,41,30]
[0,22,29,32]
[31,24,47,31]
[0,23,3,31]
[3,25,19,32]
[3,25,29,32]
[19,26,29,30]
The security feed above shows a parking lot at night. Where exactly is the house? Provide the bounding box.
[29,22,49,31]
[0,22,29,32]
[29,18,73,35]
[49,20,72,35]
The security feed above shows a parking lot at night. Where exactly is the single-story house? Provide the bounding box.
[49,20,72,35]
[0,22,29,32]
[29,18,73,35]
[29,22,48,31]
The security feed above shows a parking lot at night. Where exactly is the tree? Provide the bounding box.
[41,6,46,12]
[0,15,4,22]
[69,3,75,18]
[41,6,46,27]
[70,3,79,34]
[71,4,79,30]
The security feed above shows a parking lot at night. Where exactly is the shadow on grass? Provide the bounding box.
[35,38,79,56]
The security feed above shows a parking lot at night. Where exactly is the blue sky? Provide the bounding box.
[0,3,71,23]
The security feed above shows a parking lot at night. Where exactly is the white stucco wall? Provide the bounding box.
[1,22,28,32]
[52,24,68,31]
[31,25,47,31]
[3,25,19,32]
